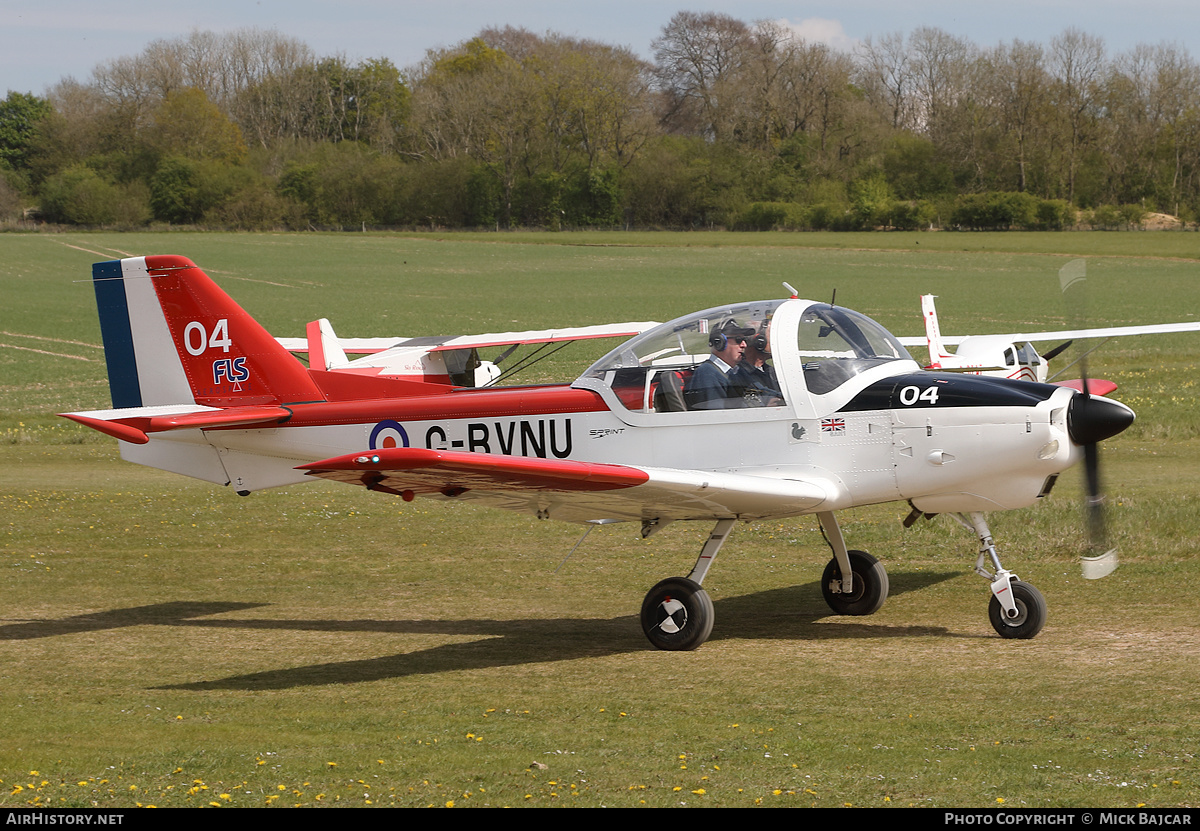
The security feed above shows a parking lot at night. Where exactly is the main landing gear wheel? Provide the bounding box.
[821,549,889,615]
[640,577,714,651]
[988,580,1046,639]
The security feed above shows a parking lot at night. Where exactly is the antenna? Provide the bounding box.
[782,282,798,299]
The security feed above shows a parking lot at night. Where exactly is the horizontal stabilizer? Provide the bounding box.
[61,404,291,444]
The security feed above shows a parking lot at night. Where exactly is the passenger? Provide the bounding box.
[684,320,756,410]
[734,324,784,406]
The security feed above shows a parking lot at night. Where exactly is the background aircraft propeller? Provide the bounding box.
[1040,339,1074,361]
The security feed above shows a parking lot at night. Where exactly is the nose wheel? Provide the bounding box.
[988,579,1047,639]
[950,511,1049,639]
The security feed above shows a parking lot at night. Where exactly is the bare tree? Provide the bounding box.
[1102,42,1200,210]
[652,11,752,140]
[1049,28,1106,201]
[909,27,974,135]
[985,39,1050,192]
[1146,44,1200,214]
[857,32,915,130]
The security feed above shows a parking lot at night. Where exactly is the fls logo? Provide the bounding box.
[212,357,249,385]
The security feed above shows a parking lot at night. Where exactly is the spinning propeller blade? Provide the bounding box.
[1060,260,1122,579]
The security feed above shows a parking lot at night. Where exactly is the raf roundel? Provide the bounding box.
[369,420,409,450]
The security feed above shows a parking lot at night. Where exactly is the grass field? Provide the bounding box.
[2,230,1199,808]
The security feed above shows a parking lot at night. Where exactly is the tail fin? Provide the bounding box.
[306,318,350,370]
[920,294,953,366]
[93,256,323,408]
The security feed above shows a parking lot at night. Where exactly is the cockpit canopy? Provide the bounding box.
[579,299,913,413]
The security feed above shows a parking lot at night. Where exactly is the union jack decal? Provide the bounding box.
[821,417,846,433]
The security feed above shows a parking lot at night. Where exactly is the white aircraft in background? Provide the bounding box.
[897,294,1200,396]
[275,320,658,389]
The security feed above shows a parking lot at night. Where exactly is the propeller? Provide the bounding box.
[1041,339,1074,361]
[1059,260,1131,579]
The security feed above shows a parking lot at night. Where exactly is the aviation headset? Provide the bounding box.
[716,327,768,353]
[710,320,754,351]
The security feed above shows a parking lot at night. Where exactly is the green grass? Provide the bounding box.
[2,230,1199,808]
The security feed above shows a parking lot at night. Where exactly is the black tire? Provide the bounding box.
[640,577,715,651]
[821,549,889,615]
[988,580,1047,639]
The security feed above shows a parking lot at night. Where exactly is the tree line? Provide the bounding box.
[2,13,1198,231]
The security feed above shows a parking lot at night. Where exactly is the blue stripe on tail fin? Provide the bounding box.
[92,259,142,409]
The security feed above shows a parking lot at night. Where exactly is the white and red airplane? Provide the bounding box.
[63,256,1137,650]
[898,293,1200,395]
[273,319,658,388]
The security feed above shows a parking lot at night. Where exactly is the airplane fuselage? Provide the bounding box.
[124,368,1082,524]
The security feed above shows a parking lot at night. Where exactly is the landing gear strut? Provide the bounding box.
[950,512,1047,639]
[639,518,733,651]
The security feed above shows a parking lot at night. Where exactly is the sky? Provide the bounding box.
[4,0,1199,96]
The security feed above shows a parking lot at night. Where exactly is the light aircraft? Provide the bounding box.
[897,294,1200,395]
[273,320,658,388]
[63,256,1137,650]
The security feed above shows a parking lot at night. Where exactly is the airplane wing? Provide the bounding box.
[276,322,659,355]
[275,336,395,354]
[298,447,833,524]
[898,320,1200,347]
[428,323,661,351]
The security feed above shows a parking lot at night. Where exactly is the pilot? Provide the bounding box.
[684,320,756,409]
[734,323,784,406]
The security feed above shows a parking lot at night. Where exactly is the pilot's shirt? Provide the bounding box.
[733,361,782,402]
[685,356,747,409]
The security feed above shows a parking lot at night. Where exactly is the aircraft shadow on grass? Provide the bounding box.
[1,572,967,691]
[0,601,269,640]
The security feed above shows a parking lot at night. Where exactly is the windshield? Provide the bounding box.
[581,301,787,412]
[796,304,912,395]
